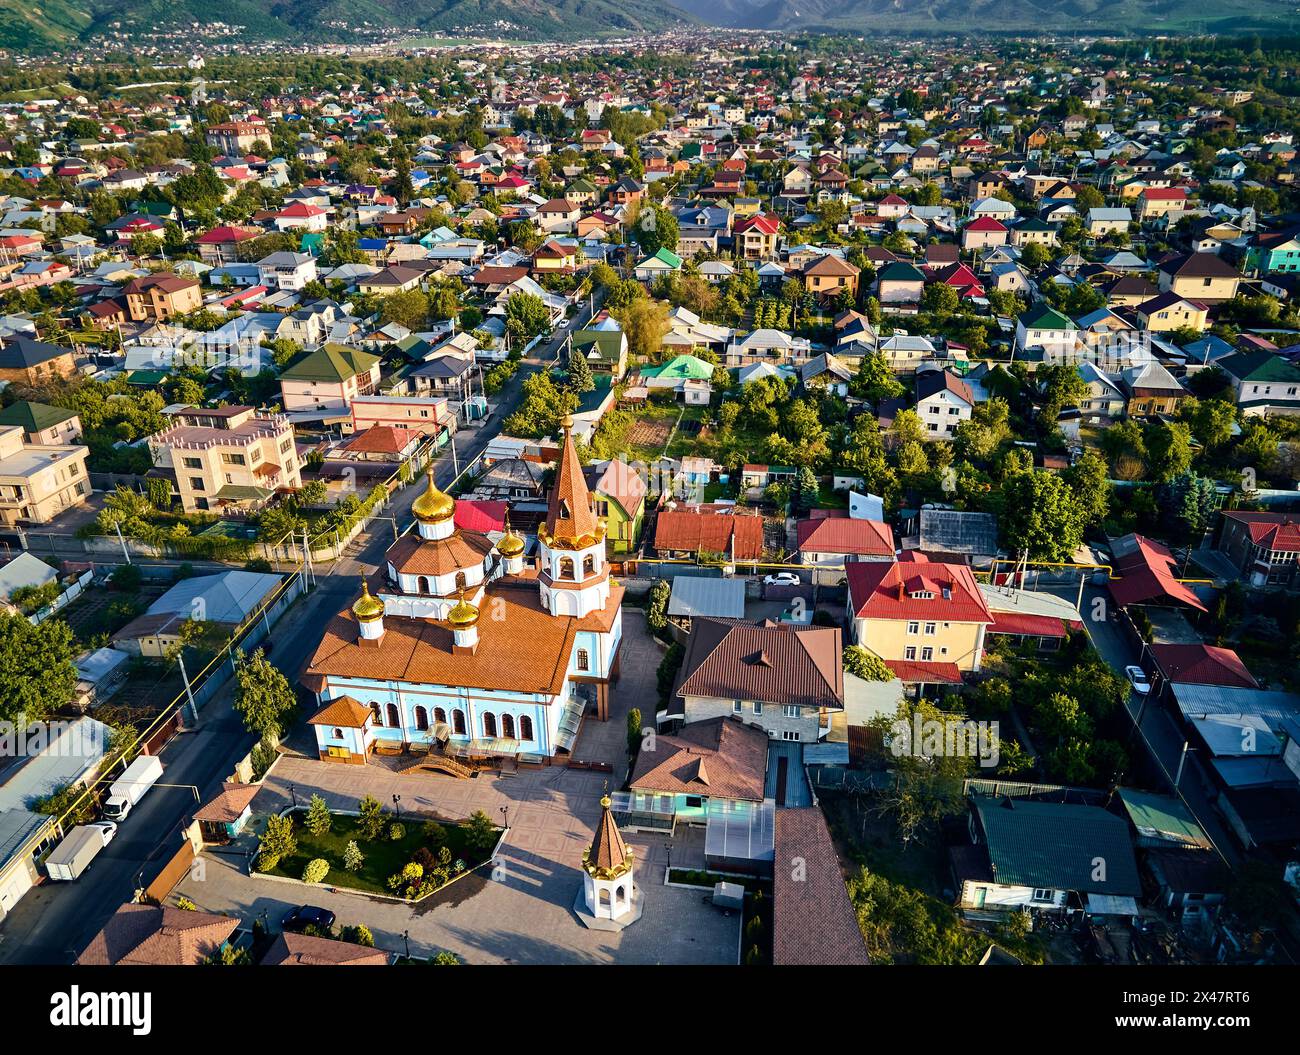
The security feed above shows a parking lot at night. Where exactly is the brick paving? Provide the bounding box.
[175,611,738,964]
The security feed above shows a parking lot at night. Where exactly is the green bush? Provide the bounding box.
[302,858,330,884]
[389,822,406,841]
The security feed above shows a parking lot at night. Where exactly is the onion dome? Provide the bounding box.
[447,589,479,628]
[412,469,455,524]
[497,514,525,558]
[352,581,385,623]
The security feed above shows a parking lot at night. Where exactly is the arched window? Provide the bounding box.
[452,709,466,735]
[558,557,575,580]
[419,575,433,594]
[386,702,400,727]
[433,707,447,725]
[576,648,591,672]
[482,712,498,738]
[370,702,383,726]
[519,715,534,742]
[501,713,516,739]
[333,728,344,739]
[583,554,596,576]
[415,706,429,731]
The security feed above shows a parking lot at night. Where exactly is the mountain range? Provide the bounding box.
[0,0,1296,53]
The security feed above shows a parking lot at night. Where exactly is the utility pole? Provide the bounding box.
[176,651,199,724]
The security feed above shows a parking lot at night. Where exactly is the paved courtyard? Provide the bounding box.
[174,612,740,964]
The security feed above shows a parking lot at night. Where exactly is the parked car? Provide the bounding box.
[86,821,118,846]
[281,905,336,933]
[1124,665,1151,695]
[763,572,801,587]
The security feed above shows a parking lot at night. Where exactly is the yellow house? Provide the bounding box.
[1158,253,1240,303]
[149,405,301,514]
[1136,293,1209,333]
[845,556,993,689]
[0,424,91,526]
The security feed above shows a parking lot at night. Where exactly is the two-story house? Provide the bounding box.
[279,344,382,415]
[916,370,976,439]
[667,618,843,743]
[845,554,994,691]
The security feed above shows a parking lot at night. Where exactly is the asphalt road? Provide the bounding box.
[0,304,592,964]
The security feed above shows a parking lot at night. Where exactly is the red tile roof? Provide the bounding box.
[846,556,993,624]
[629,716,768,802]
[1107,533,1207,612]
[884,659,964,684]
[1221,511,1300,552]
[987,612,1080,638]
[1148,644,1258,688]
[796,517,894,557]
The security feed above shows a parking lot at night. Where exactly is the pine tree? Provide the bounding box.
[304,794,332,836]
[343,840,365,873]
[566,342,596,393]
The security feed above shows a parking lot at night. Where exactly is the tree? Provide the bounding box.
[999,470,1085,561]
[843,645,892,681]
[257,813,297,871]
[380,288,429,331]
[850,351,904,403]
[645,579,671,638]
[302,858,330,884]
[464,809,498,854]
[627,708,642,755]
[340,924,375,947]
[232,647,297,740]
[430,951,461,965]
[565,342,595,393]
[954,398,1012,462]
[358,794,388,841]
[343,840,365,873]
[505,292,550,342]
[502,372,578,439]
[304,794,332,837]
[921,282,959,317]
[616,297,669,362]
[1064,449,1110,528]
[1037,363,1088,425]
[1144,421,1193,482]
[0,612,77,724]
[630,202,679,256]
[1180,396,1236,450]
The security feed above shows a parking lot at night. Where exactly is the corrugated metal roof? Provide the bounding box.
[667,576,746,620]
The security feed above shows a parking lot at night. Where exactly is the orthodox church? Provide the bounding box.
[302,417,624,765]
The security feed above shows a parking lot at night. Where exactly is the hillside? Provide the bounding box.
[0,0,688,51]
[669,0,1297,35]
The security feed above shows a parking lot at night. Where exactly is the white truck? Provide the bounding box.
[103,755,164,821]
[45,822,116,881]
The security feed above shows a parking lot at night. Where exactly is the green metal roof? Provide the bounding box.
[0,400,77,433]
[1019,303,1074,330]
[641,354,714,381]
[1116,788,1210,848]
[974,798,1141,895]
[279,343,381,383]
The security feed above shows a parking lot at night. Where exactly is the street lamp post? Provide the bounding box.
[393,794,402,821]
[402,929,411,961]
[499,805,509,831]
[289,783,298,809]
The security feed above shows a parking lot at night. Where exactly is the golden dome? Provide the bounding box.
[497,515,525,558]
[447,589,479,628]
[412,469,455,524]
[352,582,385,622]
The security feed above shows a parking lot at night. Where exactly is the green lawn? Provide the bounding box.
[265,811,496,897]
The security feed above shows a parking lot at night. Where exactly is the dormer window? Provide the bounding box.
[909,590,934,600]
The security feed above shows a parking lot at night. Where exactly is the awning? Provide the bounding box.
[215,484,276,502]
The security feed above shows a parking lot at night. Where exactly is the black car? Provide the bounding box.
[280,905,336,933]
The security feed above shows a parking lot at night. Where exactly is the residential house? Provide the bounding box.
[802,255,859,304]
[111,570,284,656]
[654,507,764,562]
[149,405,301,514]
[0,401,80,445]
[845,554,995,688]
[1215,351,1300,417]
[1158,252,1241,303]
[1135,292,1208,334]
[1216,510,1300,587]
[916,370,976,439]
[952,797,1141,916]
[668,619,843,743]
[279,344,382,415]
[0,423,90,525]
[0,337,76,384]
[1121,361,1187,417]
